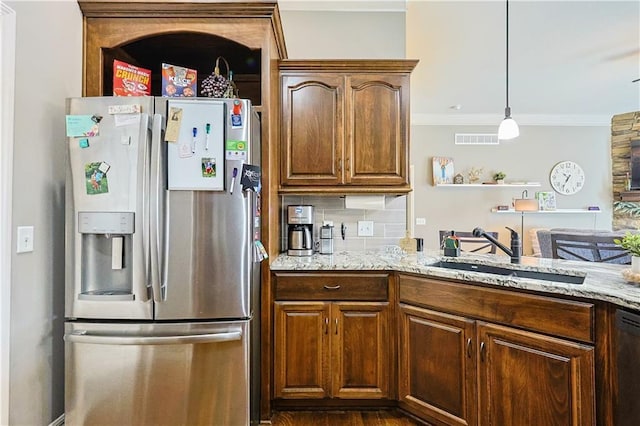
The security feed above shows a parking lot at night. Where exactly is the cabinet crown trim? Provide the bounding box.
[78,1,288,58]
[279,59,419,73]
[79,1,280,17]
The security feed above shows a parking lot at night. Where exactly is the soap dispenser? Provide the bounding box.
[506,226,522,261]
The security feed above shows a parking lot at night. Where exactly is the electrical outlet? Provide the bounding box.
[17,226,34,253]
[357,220,374,237]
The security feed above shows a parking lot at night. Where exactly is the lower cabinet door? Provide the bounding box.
[477,322,595,426]
[398,304,477,426]
[274,301,331,399]
[332,302,390,399]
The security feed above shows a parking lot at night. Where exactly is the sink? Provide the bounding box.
[428,261,586,284]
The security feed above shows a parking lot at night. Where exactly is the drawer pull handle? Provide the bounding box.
[323,285,341,291]
[466,338,472,358]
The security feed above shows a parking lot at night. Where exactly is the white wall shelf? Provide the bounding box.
[491,208,601,214]
[436,183,541,188]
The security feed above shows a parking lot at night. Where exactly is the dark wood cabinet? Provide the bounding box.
[78,1,286,106]
[478,322,595,426]
[272,273,393,403]
[398,274,597,426]
[274,302,330,399]
[398,304,477,426]
[279,74,344,187]
[332,302,390,399]
[279,60,417,193]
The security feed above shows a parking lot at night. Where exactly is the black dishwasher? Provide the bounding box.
[616,308,640,425]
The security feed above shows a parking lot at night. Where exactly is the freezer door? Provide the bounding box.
[64,321,249,426]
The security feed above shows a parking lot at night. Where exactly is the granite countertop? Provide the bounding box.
[270,249,640,311]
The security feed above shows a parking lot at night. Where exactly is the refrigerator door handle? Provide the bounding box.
[137,113,152,302]
[149,113,166,303]
[64,329,242,346]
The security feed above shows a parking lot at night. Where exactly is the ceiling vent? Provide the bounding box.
[455,133,499,145]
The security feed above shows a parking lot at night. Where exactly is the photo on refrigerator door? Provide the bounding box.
[84,162,109,195]
[202,158,216,177]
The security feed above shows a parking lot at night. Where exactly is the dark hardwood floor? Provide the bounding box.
[269,410,421,425]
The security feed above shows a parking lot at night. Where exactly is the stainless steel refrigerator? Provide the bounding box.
[63,96,262,426]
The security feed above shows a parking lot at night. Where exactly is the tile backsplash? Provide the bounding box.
[280,195,407,252]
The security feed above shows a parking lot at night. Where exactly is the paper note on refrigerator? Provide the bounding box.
[66,115,100,137]
[165,107,183,142]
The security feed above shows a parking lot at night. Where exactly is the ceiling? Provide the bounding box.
[279,0,640,126]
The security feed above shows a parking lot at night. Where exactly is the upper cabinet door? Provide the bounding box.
[346,74,409,186]
[280,74,345,186]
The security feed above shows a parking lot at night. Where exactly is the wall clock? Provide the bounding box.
[550,161,585,195]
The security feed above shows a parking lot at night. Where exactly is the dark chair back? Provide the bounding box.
[439,230,499,254]
[550,233,631,264]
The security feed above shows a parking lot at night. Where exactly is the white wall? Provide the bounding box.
[0,4,16,425]
[6,1,81,424]
[280,10,406,59]
[411,124,612,253]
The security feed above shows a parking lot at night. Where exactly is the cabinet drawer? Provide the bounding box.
[274,273,388,301]
[399,274,594,343]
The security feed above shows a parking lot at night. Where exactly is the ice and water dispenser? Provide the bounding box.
[78,212,135,300]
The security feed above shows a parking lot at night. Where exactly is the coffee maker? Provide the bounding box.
[287,205,314,256]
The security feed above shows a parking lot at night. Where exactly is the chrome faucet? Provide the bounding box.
[473,226,521,263]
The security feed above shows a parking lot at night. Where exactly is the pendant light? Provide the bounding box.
[498,0,519,140]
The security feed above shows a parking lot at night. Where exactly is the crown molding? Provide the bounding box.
[411,113,612,127]
[278,0,406,12]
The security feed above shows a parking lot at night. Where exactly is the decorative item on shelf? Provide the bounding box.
[453,173,464,184]
[497,0,519,141]
[535,191,557,211]
[614,232,640,274]
[201,56,237,98]
[467,167,483,184]
[493,171,506,184]
[432,156,454,185]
